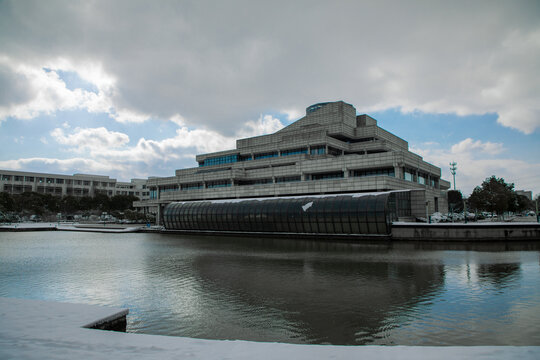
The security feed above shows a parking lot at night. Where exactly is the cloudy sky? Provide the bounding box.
[1,0,539,196]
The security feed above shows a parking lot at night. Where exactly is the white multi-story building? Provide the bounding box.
[0,171,149,200]
[135,101,450,221]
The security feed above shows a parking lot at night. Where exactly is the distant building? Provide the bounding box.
[516,190,533,201]
[0,170,149,200]
[135,101,450,222]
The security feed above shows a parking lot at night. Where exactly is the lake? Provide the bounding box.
[1,231,539,345]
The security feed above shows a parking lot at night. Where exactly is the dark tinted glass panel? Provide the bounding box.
[302,199,314,233]
[266,200,279,232]
[164,193,392,235]
[340,198,353,234]
[376,195,389,234]
[356,197,368,234]
[192,202,202,230]
[295,199,307,233]
[366,196,379,234]
[171,205,177,229]
[178,203,186,230]
[314,199,327,233]
[332,197,343,234]
[274,199,287,232]
[200,203,210,230]
[184,203,192,230]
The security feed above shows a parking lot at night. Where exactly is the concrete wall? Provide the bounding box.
[392,223,540,241]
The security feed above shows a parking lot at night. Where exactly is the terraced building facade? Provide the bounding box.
[135,101,450,223]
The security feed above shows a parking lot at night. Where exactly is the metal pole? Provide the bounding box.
[464,200,467,224]
[449,162,457,191]
[536,199,540,223]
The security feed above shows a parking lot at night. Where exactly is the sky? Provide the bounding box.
[0,0,539,197]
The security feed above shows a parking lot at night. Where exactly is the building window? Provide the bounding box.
[181,183,203,191]
[236,178,272,186]
[310,146,326,155]
[311,171,344,180]
[83,181,90,186]
[206,180,231,188]
[352,168,395,178]
[275,176,301,183]
[327,147,342,156]
[281,148,307,156]
[46,178,54,184]
[254,151,278,160]
[200,154,238,167]
[56,178,64,184]
[404,168,415,182]
[159,185,179,193]
[25,176,34,182]
[14,176,24,181]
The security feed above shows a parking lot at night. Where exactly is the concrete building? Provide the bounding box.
[516,190,533,201]
[0,170,149,200]
[135,101,450,222]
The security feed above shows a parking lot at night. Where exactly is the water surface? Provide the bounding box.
[1,231,539,345]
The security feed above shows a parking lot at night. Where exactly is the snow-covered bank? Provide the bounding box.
[1,298,539,360]
[0,222,142,233]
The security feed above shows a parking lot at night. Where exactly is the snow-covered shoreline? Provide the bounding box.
[1,297,539,359]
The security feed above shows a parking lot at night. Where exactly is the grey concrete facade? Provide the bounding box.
[0,170,149,200]
[134,101,450,220]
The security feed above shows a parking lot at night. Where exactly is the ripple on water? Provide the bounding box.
[1,232,539,345]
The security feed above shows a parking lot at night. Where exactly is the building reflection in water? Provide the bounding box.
[2,232,538,345]
[146,236,447,344]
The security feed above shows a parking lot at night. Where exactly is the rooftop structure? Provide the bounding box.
[136,101,450,223]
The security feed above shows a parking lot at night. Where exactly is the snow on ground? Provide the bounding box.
[1,297,539,360]
[0,222,142,233]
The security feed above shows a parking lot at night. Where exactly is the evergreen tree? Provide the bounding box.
[468,176,516,216]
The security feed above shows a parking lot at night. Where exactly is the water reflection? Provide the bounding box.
[476,263,521,287]
[1,232,539,345]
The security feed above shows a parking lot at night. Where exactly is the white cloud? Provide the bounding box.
[51,127,130,151]
[237,114,285,138]
[169,114,186,127]
[411,140,540,196]
[111,108,150,124]
[41,115,284,178]
[0,1,538,133]
[0,157,122,175]
[0,57,114,122]
[281,108,303,122]
[451,138,504,155]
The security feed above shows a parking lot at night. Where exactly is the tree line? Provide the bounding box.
[448,175,536,216]
[0,192,140,216]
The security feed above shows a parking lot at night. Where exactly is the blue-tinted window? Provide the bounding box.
[200,154,238,167]
[281,148,307,156]
[310,146,326,155]
[254,151,278,160]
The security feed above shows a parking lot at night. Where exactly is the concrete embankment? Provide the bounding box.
[392,222,540,241]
